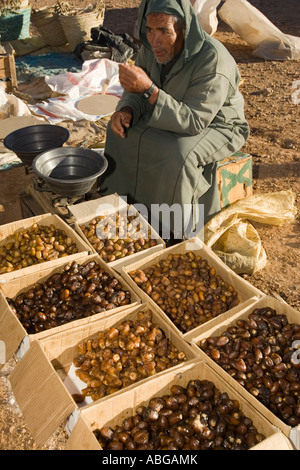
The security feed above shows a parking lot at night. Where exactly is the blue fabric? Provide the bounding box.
[15,53,82,83]
[0,160,23,172]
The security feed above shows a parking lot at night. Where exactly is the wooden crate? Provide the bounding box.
[0,43,17,92]
[217,152,252,208]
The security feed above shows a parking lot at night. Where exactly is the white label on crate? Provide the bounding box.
[16,336,30,360]
[289,427,300,450]
[64,363,93,408]
[65,409,81,436]
[0,341,6,365]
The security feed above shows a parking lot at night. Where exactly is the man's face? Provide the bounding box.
[146,13,185,65]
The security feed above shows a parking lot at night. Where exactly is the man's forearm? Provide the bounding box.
[148,85,159,105]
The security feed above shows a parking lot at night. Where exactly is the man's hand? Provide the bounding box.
[110,107,133,138]
[119,63,153,94]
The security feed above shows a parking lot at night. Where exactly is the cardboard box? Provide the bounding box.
[69,193,165,274]
[217,152,252,208]
[188,296,300,449]
[64,359,294,450]
[0,44,17,93]
[0,213,91,282]
[9,303,198,447]
[121,237,263,340]
[0,253,141,367]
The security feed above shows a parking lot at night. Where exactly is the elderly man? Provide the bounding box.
[102,0,249,239]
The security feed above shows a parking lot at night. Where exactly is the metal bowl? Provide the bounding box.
[32,147,108,197]
[3,124,70,166]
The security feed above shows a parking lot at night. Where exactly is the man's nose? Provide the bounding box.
[151,32,162,47]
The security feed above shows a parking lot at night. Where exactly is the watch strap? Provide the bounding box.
[142,82,155,99]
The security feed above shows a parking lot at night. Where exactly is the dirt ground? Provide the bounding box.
[0,0,299,450]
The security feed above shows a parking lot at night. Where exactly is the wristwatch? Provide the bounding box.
[142,82,155,99]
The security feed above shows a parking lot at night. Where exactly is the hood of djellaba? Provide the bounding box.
[137,0,207,63]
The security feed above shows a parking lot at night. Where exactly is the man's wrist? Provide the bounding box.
[120,106,133,115]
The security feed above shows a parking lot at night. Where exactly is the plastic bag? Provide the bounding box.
[210,219,267,274]
[29,58,124,123]
[191,0,221,35]
[45,58,123,99]
[218,0,300,60]
[0,88,32,119]
[204,191,297,274]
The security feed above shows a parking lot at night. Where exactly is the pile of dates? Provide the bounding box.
[73,310,187,402]
[80,212,158,263]
[200,307,300,426]
[95,380,266,450]
[7,260,131,334]
[0,223,78,274]
[129,252,239,333]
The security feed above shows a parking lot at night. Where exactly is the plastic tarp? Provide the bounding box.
[15,53,82,84]
[191,0,221,35]
[219,0,300,60]
[29,58,124,124]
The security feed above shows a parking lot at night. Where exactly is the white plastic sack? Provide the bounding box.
[45,58,123,99]
[29,96,100,124]
[219,0,300,60]
[191,0,221,35]
[29,58,124,123]
[204,191,297,274]
[0,88,32,119]
[210,218,267,274]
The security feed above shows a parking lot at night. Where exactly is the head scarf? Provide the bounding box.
[145,0,184,19]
